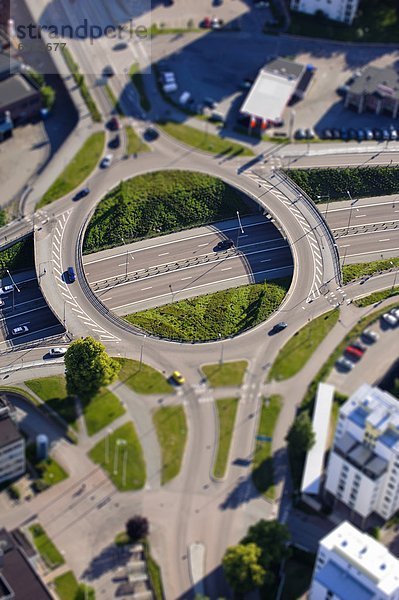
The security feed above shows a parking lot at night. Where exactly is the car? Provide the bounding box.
[273,117,284,127]
[373,128,382,140]
[305,128,315,139]
[270,322,288,334]
[209,112,224,123]
[351,341,366,354]
[390,128,398,140]
[73,187,90,201]
[216,239,234,251]
[171,371,185,385]
[335,357,354,372]
[113,42,128,51]
[102,65,115,77]
[67,267,76,283]
[49,347,68,356]
[144,127,159,141]
[382,129,390,141]
[361,329,379,344]
[356,129,365,141]
[200,16,212,28]
[322,128,332,139]
[0,285,13,295]
[107,117,120,131]
[348,128,357,140]
[344,346,363,361]
[211,17,223,29]
[254,0,270,6]
[204,97,217,109]
[100,154,113,168]
[213,0,223,5]
[295,128,306,139]
[340,128,348,140]
[390,307,399,319]
[332,128,341,139]
[11,325,29,336]
[164,0,174,5]
[365,128,374,140]
[381,312,397,327]
[0,298,4,306]
[108,134,121,149]
[336,84,349,96]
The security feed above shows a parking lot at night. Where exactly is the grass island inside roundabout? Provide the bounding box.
[83,170,293,341]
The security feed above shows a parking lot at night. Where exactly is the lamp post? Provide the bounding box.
[113,438,125,475]
[346,190,355,234]
[316,194,331,219]
[218,332,224,364]
[105,428,113,464]
[121,440,128,488]
[139,334,146,371]
[236,210,244,249]
[390,261,398,291]
[6,269,20,311]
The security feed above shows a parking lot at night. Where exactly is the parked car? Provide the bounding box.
[113,42,128,51]
[295,128,306,139]
[390,307,399,320]
[390,127,398,140]
[108,135,120,149]
[12,325,29,336]
[344,345,363,361]
[100,154,113,168]
[348,128,357,140]
[356,129,365,141]
[0,285,13,295]
[209,112,224,123]
[382,129,390,141]
[102,65,115,77]
[340,128,348,141]
[270,322,288,334]
[322,128,333,140]
[332,128,341,139]
[107,117,121,131]
[373,128,382,140]
[361,329,379,344]
[381,312,397,327]
[216,239,234,251]
[365,128,374,140]
[67,267,76,283]
[0,299,4,307]
[213,0,223,5]
[351,341,366,354]
[336,84,349,96]
[305,128,315,139]
[211,17,224,29]
[171,371,185,385]
[73,187,90,201]
[144,127,159,141]
[204,97,217,109]
[49,347,68,356]
[253,0,269,6]
[335,357,354,372]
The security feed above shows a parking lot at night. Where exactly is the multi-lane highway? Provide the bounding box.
[83,215,293,314]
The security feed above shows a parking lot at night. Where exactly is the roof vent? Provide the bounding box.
[341,540,348,547]
[380,564,386,570]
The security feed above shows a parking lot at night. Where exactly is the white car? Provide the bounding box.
[0,299,4,307]
[12,325,29,336]
[381,313,398,327]
[361,329,379,344]
[0,285,13,295]
[335,357,354,372]
[100,154,113,168]
[49,347,68,356]
[390,308,399,320]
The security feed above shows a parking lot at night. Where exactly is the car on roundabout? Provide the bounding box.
[171,371,185,385]
[269,322,287,335]
[73,187,90,201]
[144,127,159,141]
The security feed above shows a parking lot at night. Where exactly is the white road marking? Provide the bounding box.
[158,252,169,256]
[198,243,208,247]
[379,238,391,242]
[141,286,153,290]
[221,267,232,271]
[181,276,192,280]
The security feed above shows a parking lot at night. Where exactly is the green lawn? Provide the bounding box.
[82,388,125,436]
[125,281,290,342]
[159,121,254,156]
[343,258,399,284]
[26,443,68,489]
[0,236,34,278]
[37,132,105,208]
[130,63,151,111]
[125,126,150,154]
[104,84,123,115]
[25,375,78,430]
[252,396,282,500]
[268,310,339,381]
[116,358,173,394]
[143,540,165,600]
[202,361,248,388]
[153,406,187,485]
[213,398,239,479]
[354,287,399,307]
[29,524,65,570]
[88,422,146,490]
[54,571,95,600]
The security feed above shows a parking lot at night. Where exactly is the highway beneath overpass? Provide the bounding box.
[83,215,294,315]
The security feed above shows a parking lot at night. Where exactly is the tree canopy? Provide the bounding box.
[285,411,315,457]
[222,543,266,595]
[242,519,291,570]
[64,337,120,399]
[126,516,149,542]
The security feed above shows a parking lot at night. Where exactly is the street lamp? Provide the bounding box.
[104,428,113,464]
[113,438,125,475]
[218,332,224,364]
[390,261,398,291]
[6,269,20,311]
[236,210,244,249]
[139,334,146,371]
[316,194,331,219]
[346,190,355,234]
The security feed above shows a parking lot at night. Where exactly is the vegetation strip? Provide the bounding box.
[252,396,282,499]
[26,444,68,492]
[268,310,340,381]
[286,166,399,202]
[125,281,290,342]
[29,523,65,570]
[202,361,248,388]
[61,46,101,122]
[213,398,239,479]
[54,571,95,600]
[158,120,254,156]
[354,287,399,307]
[153,406,188,484]
[143,540,165,600]
[343,258,399,284]
[0,236,34,278]
[116,358,173,394]
[38,132,105,208]
[88,422,146,491]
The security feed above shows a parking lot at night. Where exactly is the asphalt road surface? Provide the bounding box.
[83,215,294,314]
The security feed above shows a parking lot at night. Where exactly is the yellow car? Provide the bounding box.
[172,371,185,385]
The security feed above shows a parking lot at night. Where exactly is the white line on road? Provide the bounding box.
[158,252,169,256]
[355,214,367,218]
[100,297,113,301]
[379,238,391,242]
[181,277,192,280]
[347,246,399,258]
[141,286,153,290]
[221,267,232,271]
[260,259,271,263]
[198,243,208,247]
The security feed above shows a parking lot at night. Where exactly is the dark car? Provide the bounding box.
[344,345,363,361]
[113,42,128,51]
[102,65,115,77]
[373,128,382,140]
[216,239,234,251]
[144,127,159,141]
[382,129,390,140]
[348,128,357,140]
[332,128,341,139]
[351,341,366,354]
[108,134,120,149]
[107,117,120,131]
[340,128,348,140]
[213,0,223,5]
[356,129,365,141]
[269,322,288,335]
[322,129,333,139]
[73,187,90,201]
[67,267,76,283]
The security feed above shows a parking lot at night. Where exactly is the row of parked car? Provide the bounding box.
[335,308,399,372]
[321,125,398,142]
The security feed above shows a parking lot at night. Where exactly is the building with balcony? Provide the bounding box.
[290,0,360,24]
[344,65,399,118]
[0,397,25,485]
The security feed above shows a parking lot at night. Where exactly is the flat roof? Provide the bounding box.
[0,416,21,448]
[348,65,399,101]
[240,57,305,122]
[0,74,39,110]
[301,382,334,495]
[315,561,374,600]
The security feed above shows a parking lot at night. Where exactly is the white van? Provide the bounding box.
[179,91,191,105]
[163,82,178,93]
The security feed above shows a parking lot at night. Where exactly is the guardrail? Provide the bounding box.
[0,332,72,356]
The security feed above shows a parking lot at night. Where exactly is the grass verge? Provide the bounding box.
[343,258,399,284]
[252,396,282,499]
[143,540,165,600]
[153,406,187,484]
[354,287,399,307]
[37,132,105,208]
[26,444,68,490]
[202,361,248,387]
[88,422,146,490]
[130,63,151,111]
[158,120,254,156]
[125,280,291,342]
[104,84,123,115]
[54,571,95,600]
[29,523,65,570]
[25,376,78,430]
[213,398,239,479]
[61,46,101,122]
[268,310,339,381]
[81,388,125,436]
[125,126,150,154]
[0,236,34,278]
[116,358,173,394]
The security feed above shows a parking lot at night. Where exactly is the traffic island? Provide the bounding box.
[213,398,239,479]
[152,405,188,485]
[201,360,248,388]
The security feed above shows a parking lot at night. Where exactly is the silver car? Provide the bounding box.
[11,325,29,336]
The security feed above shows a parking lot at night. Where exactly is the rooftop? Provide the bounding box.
[0,74,39,111]
[348,65,399,101]
[0,416,21,448]
[320,521,399,596]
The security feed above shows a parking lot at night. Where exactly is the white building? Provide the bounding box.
[325,384,399,522]
[0,398,25,484]
[309,521,399,600]
[290,0,360,25]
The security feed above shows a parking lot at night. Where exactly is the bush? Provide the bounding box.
[0,236,34,278]
[126,515,149,542]
[41,85,56,109]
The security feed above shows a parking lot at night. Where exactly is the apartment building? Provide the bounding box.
[324,384,399,522]
[309,521,399,600]
[290,0,360,24]
[0,397,25,484]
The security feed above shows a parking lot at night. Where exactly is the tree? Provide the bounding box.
[41,85,55,109]
[64,337,120,400]
[222,543,266,595]
[242,519,290,570]
[126,515,149,542]
[285,411,315,457]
